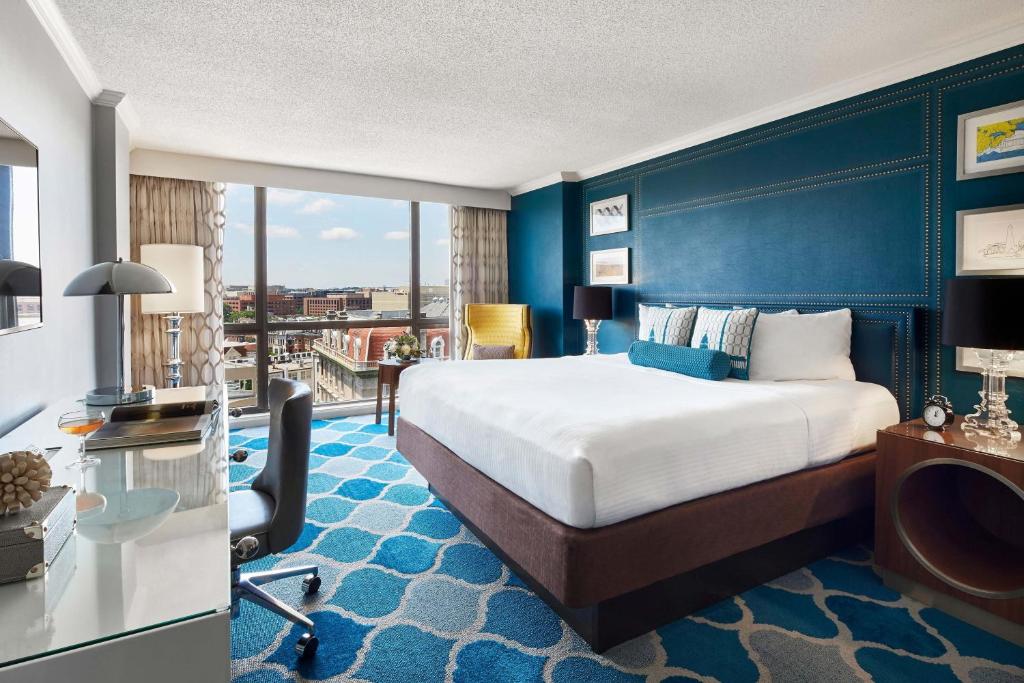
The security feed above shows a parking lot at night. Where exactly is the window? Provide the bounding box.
[223,187,450,411]
[222,184,256,325]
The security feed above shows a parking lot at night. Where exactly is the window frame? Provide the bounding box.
[224,187,448,413]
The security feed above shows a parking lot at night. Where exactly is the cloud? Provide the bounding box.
[320,227,359,241]
[268,224,299,239]
[267,188,305,205]
[390,199,407,208]
[384,231,410,240]
[435,238,450,247]
[299,198,336,214]
[230,221,253,234]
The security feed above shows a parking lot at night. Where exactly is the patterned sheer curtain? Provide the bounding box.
[129,175,225,389]
[450,206,508,359]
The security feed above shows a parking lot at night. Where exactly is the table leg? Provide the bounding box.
[375,374,383,425]
[388,381,397,436]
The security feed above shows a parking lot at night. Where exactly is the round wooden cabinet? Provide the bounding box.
[893,458,1024,599]
[874,419,1024,646]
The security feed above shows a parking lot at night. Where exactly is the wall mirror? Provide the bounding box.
[0,117,41,335]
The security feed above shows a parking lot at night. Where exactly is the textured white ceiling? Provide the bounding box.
[55,0,1024,191]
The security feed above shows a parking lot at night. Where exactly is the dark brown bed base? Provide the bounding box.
[397,417,876,652]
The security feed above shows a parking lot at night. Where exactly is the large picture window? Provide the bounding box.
[223,186,450,412]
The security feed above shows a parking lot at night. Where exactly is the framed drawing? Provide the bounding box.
[956,204,1024,275]
[956,347,1024,379]
[957,99,1024,180]
[590,248,629,285]
[590,194,629,236]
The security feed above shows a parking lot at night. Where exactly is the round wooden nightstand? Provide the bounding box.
[874,418,1024,645]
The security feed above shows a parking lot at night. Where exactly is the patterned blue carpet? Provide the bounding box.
[229,414,1024,682]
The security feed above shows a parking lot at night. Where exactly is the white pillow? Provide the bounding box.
[748,308,855,381]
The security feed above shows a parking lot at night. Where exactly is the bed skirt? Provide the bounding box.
[397,417,876,650]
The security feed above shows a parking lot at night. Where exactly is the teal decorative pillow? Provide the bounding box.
[689,307,760,379]
[628,340,732,381]
[637,305,698,345]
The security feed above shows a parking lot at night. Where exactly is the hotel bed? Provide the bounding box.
[400,353,898,528]
[396,303,921,651]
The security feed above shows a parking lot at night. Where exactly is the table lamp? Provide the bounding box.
[573,285,612,355]
[64,258,173,405]
[140,244,204,388]
[942,277,1024,442]
[0,259,41,329]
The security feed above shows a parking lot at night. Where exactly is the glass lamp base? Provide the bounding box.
[962,349,1020,443]
[583,320,602,355]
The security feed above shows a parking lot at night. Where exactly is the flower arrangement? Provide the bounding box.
[383,333,421,361]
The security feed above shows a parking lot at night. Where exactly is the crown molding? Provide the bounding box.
[26,0,140,138]
[509,171,582,197]
[26,0,102,97]
[92,89,124,107]
[509,20,1024,196]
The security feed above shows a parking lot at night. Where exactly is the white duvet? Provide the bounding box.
[399,354,899,529]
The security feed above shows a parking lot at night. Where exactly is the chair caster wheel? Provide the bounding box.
[295,633,319,658]
[302,574,321,594]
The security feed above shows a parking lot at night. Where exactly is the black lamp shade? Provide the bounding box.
[573,286,612,320]
[942,277,1024,351]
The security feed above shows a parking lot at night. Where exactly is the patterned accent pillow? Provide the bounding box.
[689,307,760,379]
[471,344,515,360]
[637,305,698,346]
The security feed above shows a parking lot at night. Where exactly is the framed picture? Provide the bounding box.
[590,248,630,285]
[956,204,1024,275]
[956,347,1024,378]
[590,194,629,236]
[957,99,1024,180]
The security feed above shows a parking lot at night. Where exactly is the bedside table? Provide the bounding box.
[375,359,420,436]
[875,418,1024,645]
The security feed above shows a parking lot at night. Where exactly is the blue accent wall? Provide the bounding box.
[508,181,581,357]
[508,44,1024,416]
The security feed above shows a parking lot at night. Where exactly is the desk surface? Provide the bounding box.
[0,390,230,668]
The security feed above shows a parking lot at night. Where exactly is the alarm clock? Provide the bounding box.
[922,395,954,430]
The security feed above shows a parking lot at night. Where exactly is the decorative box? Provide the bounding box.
[0,485,75,584]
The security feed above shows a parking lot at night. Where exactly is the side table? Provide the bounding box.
[375,359,419,436]
[874,417,1024,645]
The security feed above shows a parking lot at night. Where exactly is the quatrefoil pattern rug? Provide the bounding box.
[229,415,1024,682]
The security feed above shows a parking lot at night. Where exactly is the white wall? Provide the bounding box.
[0,0,98,433]
[131,149,511,210]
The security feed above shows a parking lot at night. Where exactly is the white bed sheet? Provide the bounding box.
[399,353,899,529]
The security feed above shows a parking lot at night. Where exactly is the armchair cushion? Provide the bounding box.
[471,344,515,360]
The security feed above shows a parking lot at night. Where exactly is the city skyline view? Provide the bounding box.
[223,184,450,290]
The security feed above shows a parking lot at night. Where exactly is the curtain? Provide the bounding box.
[130,175,225,389]
[450,206,508,359]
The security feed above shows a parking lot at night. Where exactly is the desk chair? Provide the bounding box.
[229,378,320,658]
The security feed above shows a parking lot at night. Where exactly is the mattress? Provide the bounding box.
[398,353,899,529]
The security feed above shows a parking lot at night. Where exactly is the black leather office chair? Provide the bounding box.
[229,378,320,658]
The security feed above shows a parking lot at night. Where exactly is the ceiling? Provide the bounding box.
[53,0,1024,192]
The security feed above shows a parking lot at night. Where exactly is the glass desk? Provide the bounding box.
[0,393,230,675]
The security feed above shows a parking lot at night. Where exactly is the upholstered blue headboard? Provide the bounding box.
[638,300,923,421]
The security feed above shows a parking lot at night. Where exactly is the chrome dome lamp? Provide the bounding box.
[64,258,174,405]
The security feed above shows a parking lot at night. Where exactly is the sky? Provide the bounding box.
[222,184,450,289]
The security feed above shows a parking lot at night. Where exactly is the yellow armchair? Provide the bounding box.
[463,304,532,359]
